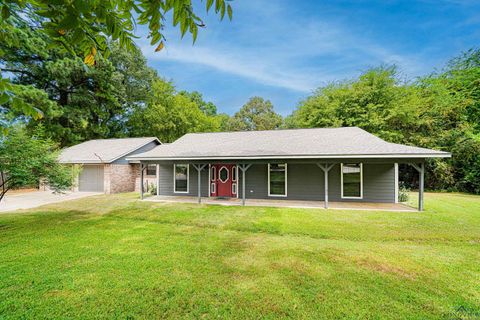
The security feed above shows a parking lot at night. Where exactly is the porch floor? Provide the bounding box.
[144,195,416,212]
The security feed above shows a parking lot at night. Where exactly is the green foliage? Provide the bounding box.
[398,182,410,202]
[1,19,158,146]
[0,0,233,122]
[287,51,480,194]
[0,126,72,201]
[179,90,218,116]
[0,0,233,62]
[128,79,221,142]
[226,96,283,131]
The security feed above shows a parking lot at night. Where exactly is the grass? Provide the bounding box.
[0,193,479,319]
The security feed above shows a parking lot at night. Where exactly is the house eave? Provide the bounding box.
[127,153,451,161]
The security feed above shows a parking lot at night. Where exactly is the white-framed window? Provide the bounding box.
[211,182,216,194]
[174,164,189,193]
[232,183,237,194]
[146,164,156,176]
[268,163,287,197]
[232,166,237,181]
[341,163,363,199]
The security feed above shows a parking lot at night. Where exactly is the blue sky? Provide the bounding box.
[138,0,480,116]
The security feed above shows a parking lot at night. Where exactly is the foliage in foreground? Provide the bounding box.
[0,0,233,120]
[0,126,72,201]
[0,192,479,318]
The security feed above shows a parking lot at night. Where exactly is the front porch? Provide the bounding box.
[144,195,415,212]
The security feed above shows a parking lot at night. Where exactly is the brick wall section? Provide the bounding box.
[104,164,137,194]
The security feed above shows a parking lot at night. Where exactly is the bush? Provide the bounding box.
[148,182,157,195]
[398,182,410,202]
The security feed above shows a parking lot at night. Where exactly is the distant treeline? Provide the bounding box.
[1,15,479,193]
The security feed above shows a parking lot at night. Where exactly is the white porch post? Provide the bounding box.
[192,164,207,204]
[238,164,252,206]
[394,163,399,203]
[419,162,424,211]
[410,162,425,211]
[156,164,160,196]
[140,163,145,200]
[317,163,335,209]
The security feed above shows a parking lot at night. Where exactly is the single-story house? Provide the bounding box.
[126,127,451,211]
[59,137,160,193]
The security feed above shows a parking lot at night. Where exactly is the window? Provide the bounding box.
[268,163,287,197]
[232,183,237,194]
[341,163,363,199]
[211,183,216,194]
[174,164,189,193]
[232,166,237,181]
[210,166,216,181]
[146,164,156,176]
[219,166,229,183]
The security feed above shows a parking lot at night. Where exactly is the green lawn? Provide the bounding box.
[0,193,479,319]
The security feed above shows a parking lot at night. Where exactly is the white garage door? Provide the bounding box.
[78,165,104,192]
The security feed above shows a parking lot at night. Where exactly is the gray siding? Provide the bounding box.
[156,162,396,203]
[158,163,209,197]
[113,141,159,164]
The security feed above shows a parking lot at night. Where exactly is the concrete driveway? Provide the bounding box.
[0,191,101,213]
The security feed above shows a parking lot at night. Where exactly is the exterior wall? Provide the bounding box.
[157,163,209,197]
[155,162,396,203]
[104,164,137,194]
[113,141,159,164]
[134,164,158,193]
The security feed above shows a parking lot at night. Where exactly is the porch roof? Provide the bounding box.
[127,127,451,161]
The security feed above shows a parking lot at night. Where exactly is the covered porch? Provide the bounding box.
[143,195,416,211]
[137,160,427,211]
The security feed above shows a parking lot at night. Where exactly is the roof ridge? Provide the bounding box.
[183,127,360,136]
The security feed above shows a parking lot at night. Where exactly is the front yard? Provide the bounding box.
[0,193,479,319]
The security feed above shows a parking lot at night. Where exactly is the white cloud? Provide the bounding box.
[139,0,435,93]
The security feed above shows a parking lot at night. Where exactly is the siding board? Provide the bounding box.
[158,162,395,203]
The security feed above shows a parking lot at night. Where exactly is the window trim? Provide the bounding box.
[340,163,363,199]
[146,164,157,176]
[268,163,287,197]
[173,164,189,194]
[211,182,216,194]
[219,166,229,183]
[210,166,216,182]
[232,166,237,181]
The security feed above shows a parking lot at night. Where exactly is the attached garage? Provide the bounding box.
[78,165,104,192]
[59,137,161,194]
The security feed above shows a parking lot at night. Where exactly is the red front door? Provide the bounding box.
[210,164,237,197]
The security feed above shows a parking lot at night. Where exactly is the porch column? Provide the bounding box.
[410,162,425,211]
[140,163,145,200]
[238,164,252,206]
[156,164,160,196]
[316,163,335,209]
[192,164,207,204]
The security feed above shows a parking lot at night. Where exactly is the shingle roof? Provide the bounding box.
[127,127,450,160]
[59,137,160,164]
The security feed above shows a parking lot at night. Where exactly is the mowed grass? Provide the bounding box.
[0,193,479,319]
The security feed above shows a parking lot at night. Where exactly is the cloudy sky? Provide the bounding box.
[138,0,480,115]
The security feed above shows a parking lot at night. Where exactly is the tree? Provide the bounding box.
[286,59,480,193]
[0,0,233,124]
[179,90,217,116]
[128,79,220,142]
[1,19,158,146]
[0,126,73,202]
[226,97,283,131]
